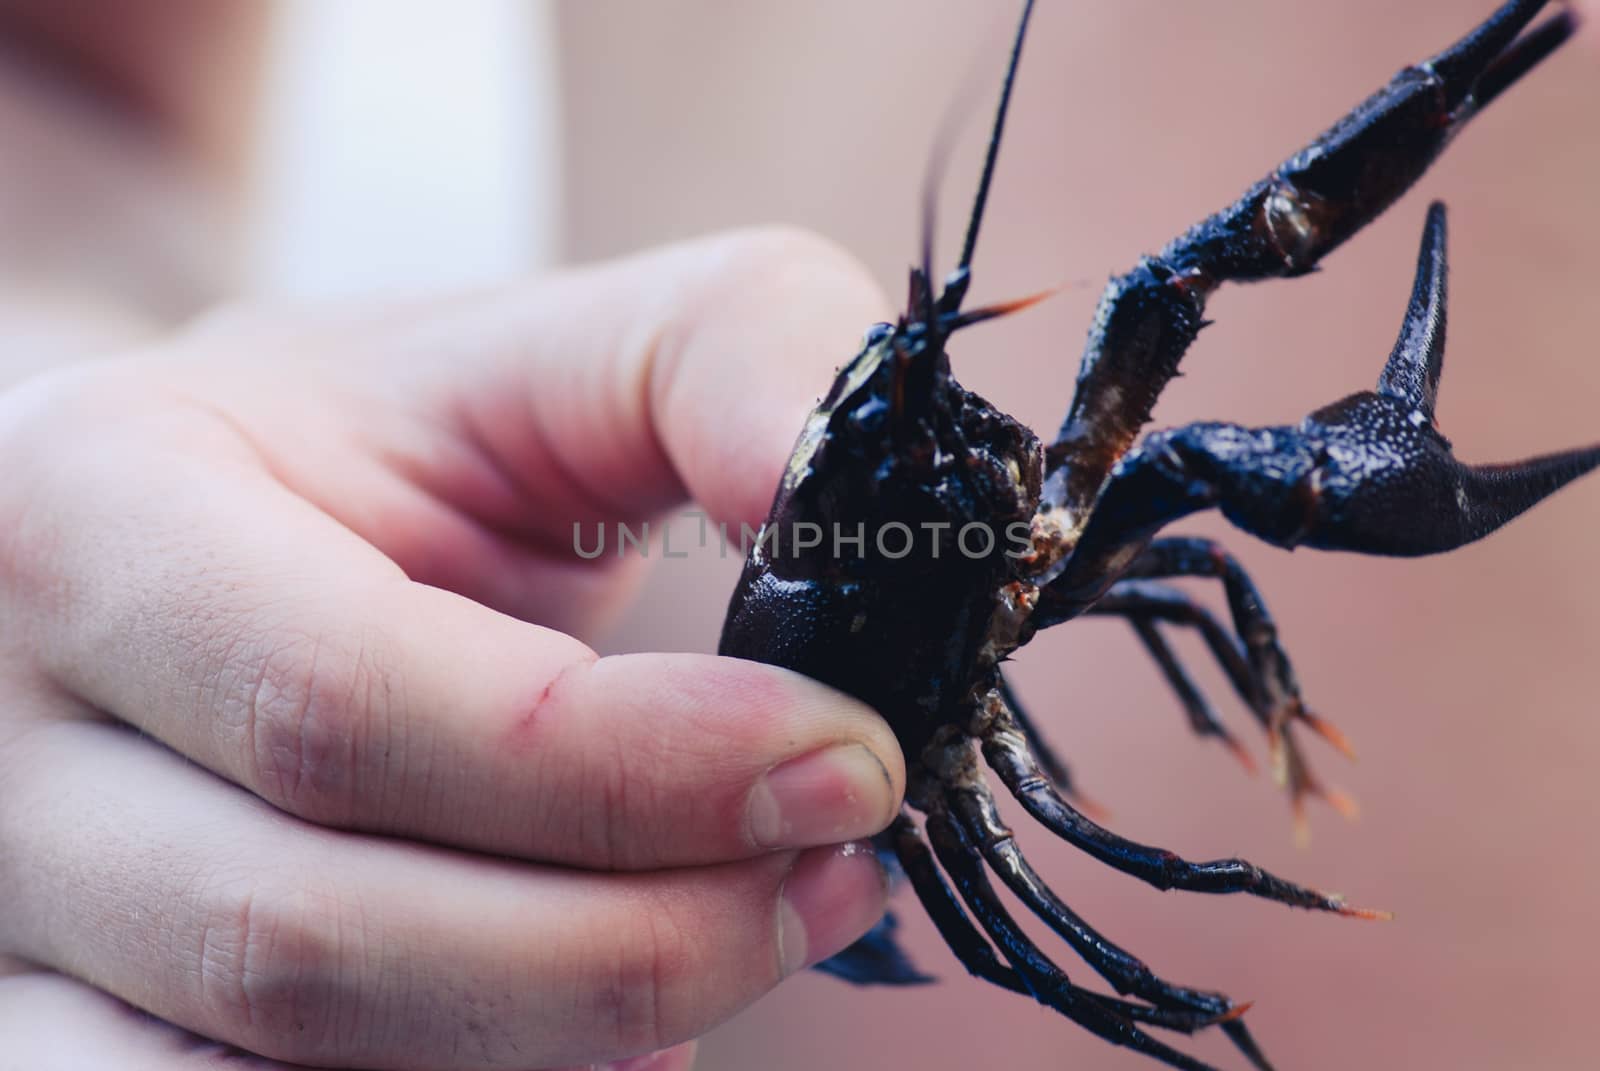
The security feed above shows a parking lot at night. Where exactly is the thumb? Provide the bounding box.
[155,227,888,627]
[418,225,892,532]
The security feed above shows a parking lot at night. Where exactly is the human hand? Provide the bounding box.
[0,228,904,1070]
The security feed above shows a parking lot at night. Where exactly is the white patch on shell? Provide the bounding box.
[780,344,887,494]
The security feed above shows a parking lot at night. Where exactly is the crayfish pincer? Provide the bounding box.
[718,2,1598,1068]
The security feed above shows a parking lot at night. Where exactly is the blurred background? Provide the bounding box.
[2,1,1598,1068]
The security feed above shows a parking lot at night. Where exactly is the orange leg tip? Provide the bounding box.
[1301,710,1358,761]
[1221,736,1258,776]
[1340,905,1396,922]
[1217,1000,1255,1024]
[1323,787,1361,821]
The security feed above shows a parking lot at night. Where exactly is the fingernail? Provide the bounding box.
[747,743,894,850]
[777,840,888,976]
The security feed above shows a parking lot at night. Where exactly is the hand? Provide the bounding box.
[0,228,904,1070]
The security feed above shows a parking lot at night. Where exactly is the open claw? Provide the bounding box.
[1039,0,1580,535]
[1428,0,1574,114]
[1057,199,1600,596]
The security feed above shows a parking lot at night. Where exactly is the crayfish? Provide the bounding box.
[718,1,1597,1068]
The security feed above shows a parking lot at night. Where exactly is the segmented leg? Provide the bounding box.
[892,809,1240,1038]
[1083,580,1353,831]
[923,807,1231,1071]
[1140,540,1353,779]
[888,812,1025,994]
[997,672,1103,812]
[945,783,1274,1037]
[1101,539,1360,822]
[1073,580,1255,701]
[980,701,1386,918]
[1039,0,1579,541]
[1069,583,1255,770]
[1125,540,1296,699]
[1131,617,1254,768]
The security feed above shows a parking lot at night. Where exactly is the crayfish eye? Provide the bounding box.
[863,322,894,346]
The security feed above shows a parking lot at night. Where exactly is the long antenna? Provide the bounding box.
[955,0,1036,281]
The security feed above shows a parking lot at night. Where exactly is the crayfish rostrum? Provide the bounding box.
[718,2,1598,1068]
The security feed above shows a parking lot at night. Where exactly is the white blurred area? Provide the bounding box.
[248,0,560,298]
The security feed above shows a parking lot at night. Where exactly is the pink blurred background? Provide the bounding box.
[557,2,1600,1069]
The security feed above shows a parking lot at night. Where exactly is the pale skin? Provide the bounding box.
[1,4,1596,1070]
[0,12,906,1065]
[0,228,907,1071]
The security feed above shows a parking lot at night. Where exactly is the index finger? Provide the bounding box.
[5,412,901,868]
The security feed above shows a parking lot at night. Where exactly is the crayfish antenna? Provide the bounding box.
[944,0,1036,312]
[940,284,1059,332]
[908,0,1037,327]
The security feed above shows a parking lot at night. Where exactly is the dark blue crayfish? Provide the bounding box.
[719,2,1597,1067]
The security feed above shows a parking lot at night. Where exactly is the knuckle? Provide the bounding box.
[194,875,354,1062]
[241,624,396,824]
